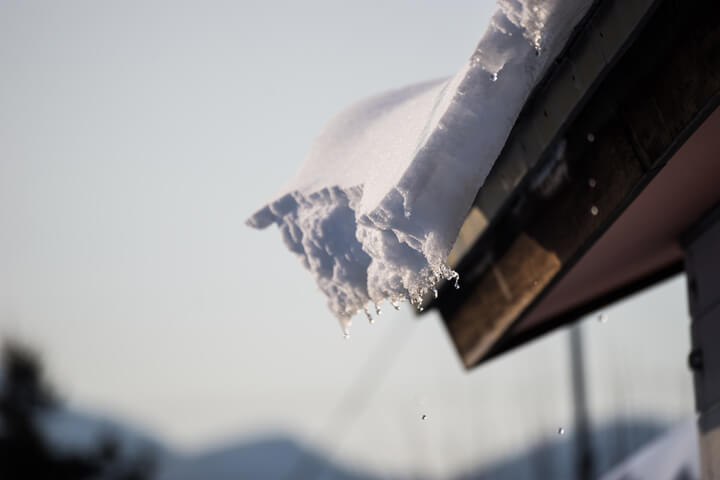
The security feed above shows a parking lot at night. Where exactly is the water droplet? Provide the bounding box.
[433,288,438,299]
[375,304,382,316]
[391,299,400,310]
[490,72,498,82]
[343,330,351,340]
[587,133,595,143]
[421,414,428,421]
[597,313,608,323]
[590,205,599,216]
[558,427,565,435]
[588,178,597,188]
[454,277,460,290]
[364,306,373,324]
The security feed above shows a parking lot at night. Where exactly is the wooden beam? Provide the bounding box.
[436,0,720,368]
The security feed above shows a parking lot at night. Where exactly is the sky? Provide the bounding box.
[0,1,696,478]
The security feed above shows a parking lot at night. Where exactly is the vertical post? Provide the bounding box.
[569,325,592,480]
[685,205,720,479]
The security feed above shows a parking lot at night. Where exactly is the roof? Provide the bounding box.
[429,0,720,368]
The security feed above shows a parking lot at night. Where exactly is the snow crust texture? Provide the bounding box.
[248,0,594,330]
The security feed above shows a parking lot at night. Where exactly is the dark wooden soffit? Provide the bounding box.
[430,0,720,369]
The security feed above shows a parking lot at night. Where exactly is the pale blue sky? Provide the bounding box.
[0,1,694,477]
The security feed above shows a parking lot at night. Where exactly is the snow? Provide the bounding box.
[248,0,593,329]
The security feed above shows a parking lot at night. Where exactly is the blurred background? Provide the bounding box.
[0,1,695,478]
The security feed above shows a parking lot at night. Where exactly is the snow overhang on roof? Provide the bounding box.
[248,0,597,332]
[430,0,720,368]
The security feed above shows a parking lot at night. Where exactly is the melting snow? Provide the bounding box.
[248,0,593,331]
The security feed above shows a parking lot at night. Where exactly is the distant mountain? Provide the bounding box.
[599,419,699,480]
[40,412,389,479]
[38,407,166,465]
[0,342,390,480]
[456,419,678,480]
[25,404,389,479]
[0,343,696,480]
[156,436,391,480]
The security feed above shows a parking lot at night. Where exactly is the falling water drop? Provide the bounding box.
[597,313,608,323]
[433,288,439,299]
[421,414,428,421]
[557,427,565,435]
[586,133,596,143]
[343,330,351,340]
[588,178,597,188]
[454,277,460,290]
[375,304,382,316]
[590,205,599,216]
[490,72,498,82]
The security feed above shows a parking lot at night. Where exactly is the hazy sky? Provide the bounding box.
[0,2,695,477]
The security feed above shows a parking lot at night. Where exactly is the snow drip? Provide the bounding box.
[247,0,593,330]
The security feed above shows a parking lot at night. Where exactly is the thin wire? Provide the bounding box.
[286,318,419,479]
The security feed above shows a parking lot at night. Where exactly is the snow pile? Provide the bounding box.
[248,0,593,331]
